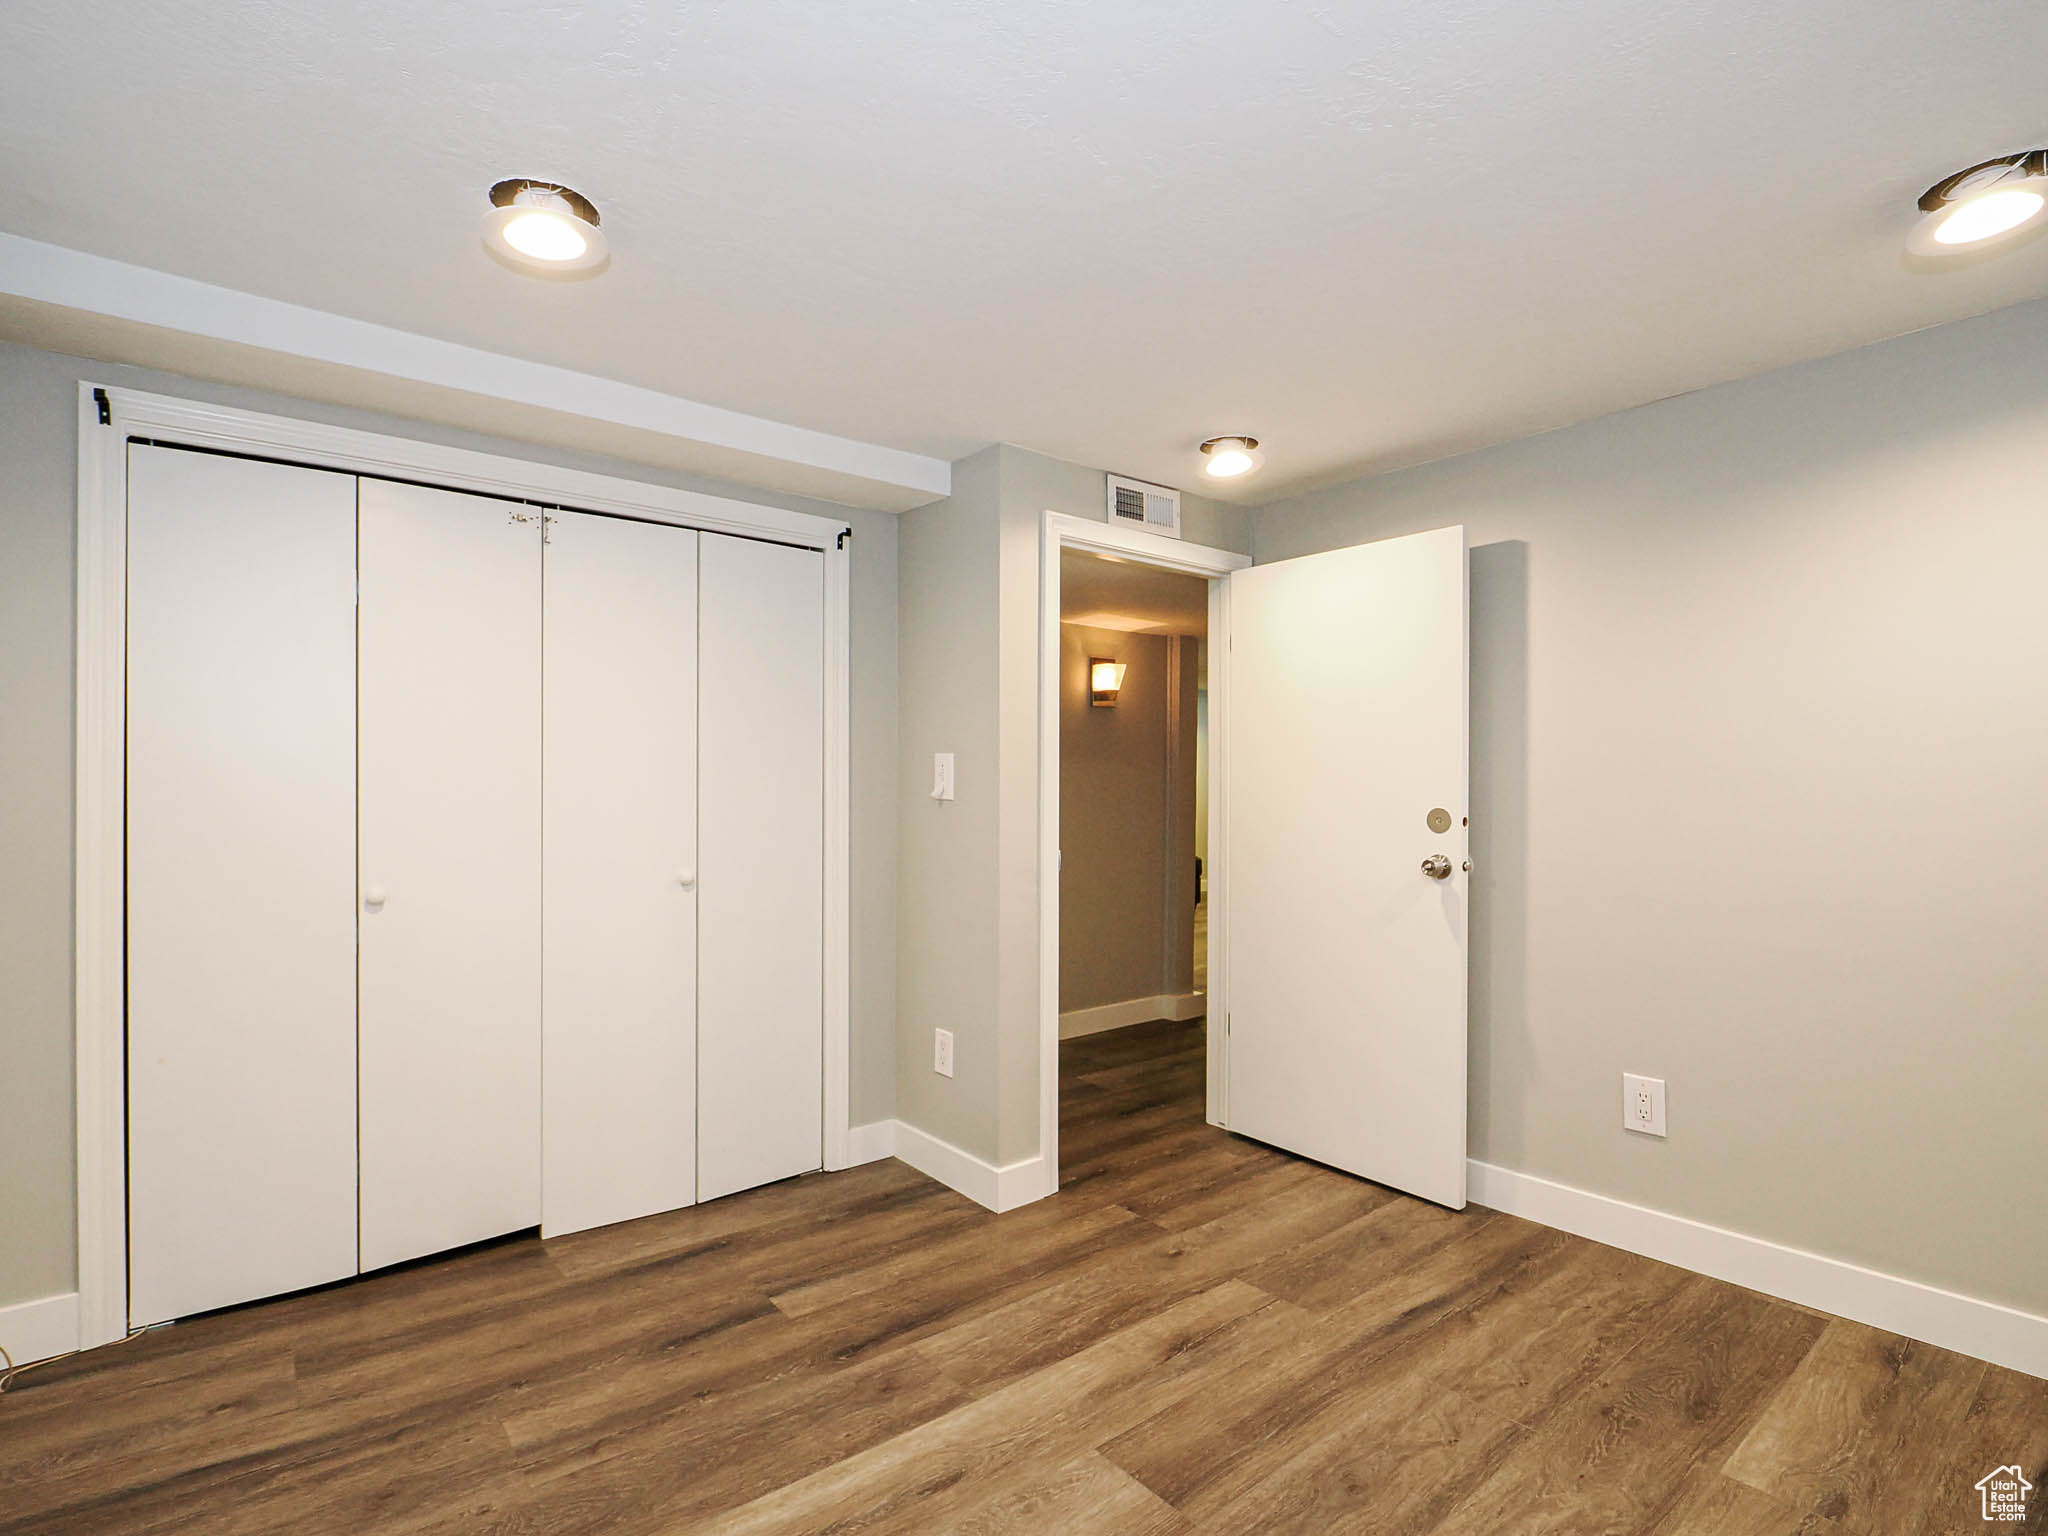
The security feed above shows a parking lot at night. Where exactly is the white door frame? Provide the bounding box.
[1037,511,1252,1195]
[73,381,856,1350]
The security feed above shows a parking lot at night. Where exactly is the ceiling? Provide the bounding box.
[5,2,2048,503]
[1061,549,1209,637]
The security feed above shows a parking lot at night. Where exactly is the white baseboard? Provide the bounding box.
[843,1119,897,1167]
[1059,991,1206,1040]
[1468,1160,2048,1382]
[0,1291,80,1368]
[889,1119,1050,1213]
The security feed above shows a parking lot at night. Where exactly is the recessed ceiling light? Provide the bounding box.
[1200,436,1263,479]
[1910,152,2048,256]
[483,179,608,275]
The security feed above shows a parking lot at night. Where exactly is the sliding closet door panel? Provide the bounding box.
[697,533,825,1201]
[541,511,699,1238]
[126,445,359,1326]
[358,480,542,1271]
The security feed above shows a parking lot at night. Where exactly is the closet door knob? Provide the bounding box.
[364,885,388,908]
[677,869,697,889]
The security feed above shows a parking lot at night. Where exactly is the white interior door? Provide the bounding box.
[1225,524,1470,1207]
[541,510,700,1238]
[358,479,542,1269]
[126,445,360,1325]
[697,532,825,1201]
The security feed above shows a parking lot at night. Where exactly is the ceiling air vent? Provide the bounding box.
[1105,474,1182,539]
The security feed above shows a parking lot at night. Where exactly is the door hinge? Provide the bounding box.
[1225,1013,1231,1036]
[836,527,851,550]
[93,387,112,426]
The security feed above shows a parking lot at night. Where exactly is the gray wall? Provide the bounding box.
[893,447,1004,1156]
[1057,625,1200,1013]
[1252,297,2048,1316]
[0,347,82,1307]
[894,444,1248,1166]
[0,340,900,1311]
[1059,626,1172,1013]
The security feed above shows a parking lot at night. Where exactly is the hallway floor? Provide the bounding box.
[2,1018,2041,1534]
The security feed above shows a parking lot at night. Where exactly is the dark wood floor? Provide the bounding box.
[5,1018,2043,1534]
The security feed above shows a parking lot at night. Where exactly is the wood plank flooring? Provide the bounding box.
[4,1017,2042,1534]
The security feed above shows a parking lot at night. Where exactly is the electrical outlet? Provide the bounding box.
[1622,1073,1667,1137]
[933,1028,955,1078]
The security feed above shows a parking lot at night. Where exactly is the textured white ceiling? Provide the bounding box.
[4,1,2047,502]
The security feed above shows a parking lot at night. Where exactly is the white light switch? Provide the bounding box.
[931,752,955,801]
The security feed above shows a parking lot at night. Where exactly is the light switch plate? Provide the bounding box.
[931,752,955,801]
[1623,1073,1667,1137]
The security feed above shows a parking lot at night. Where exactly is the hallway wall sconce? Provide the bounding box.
[1090,659,1127,707]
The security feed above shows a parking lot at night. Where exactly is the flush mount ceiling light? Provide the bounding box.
[483,179,608,275]
[1199,436,1264,479]
[1909,152,2048,257]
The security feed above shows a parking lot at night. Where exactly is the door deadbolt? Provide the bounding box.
[1426,807,1452,834]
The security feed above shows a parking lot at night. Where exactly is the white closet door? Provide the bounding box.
[358,480,542,1270]
[697,533,825,1201]
[127,445,359,1326]
[541,511,700,1238]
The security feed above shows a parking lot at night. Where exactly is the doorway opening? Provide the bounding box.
[1036,512,1251,1194]
[1056,547,1212,1165]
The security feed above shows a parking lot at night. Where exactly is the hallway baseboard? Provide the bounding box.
[1058,992,1205,1040]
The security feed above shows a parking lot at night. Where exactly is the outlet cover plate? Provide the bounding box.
[1623,1073,1667,1137]
[934,1028,955,1078]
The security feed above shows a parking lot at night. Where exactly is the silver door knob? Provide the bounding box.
[1420,855,1453,881]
